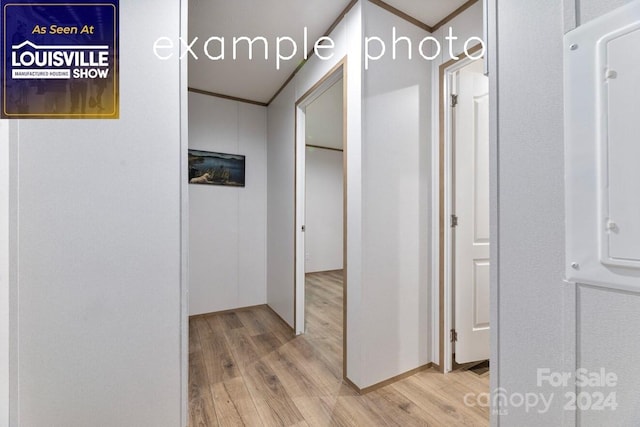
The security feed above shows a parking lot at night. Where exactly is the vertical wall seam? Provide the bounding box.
[575,285,581,426]
[179,0,189,421]
[237,102,241,307]
[15,122,20,427]
[9,121,21,426]
[0,120,7,427]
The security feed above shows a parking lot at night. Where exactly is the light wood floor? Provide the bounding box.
[189,270,489,426]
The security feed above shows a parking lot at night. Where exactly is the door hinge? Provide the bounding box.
[451,214,458,228]
[450,329,458,343]
[451,94,458,107]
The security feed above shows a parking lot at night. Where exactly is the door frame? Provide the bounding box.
[294,58,347,375]
[438,46,483,373]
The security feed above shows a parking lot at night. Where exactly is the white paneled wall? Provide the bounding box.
[492,0,639,424]
[266,0,485,389]
[7,1,185,424]
[360,0,432,387]
[0,119,8,427]
[305,147,344,273]
[188,92,267,315]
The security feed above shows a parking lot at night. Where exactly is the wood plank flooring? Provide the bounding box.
[189,270,489,426]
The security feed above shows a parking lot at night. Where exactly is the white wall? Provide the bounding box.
[491,0,637,424]
[492,3,566,421]
[268,0,443,389]
[267,1,364,384]
[0,119,9,427]
[431,1,484,67]
[7,1,186,425]
[577,0,634,24]
[188,93,267,315]
[360,0,432,387]
[305,147,344,273]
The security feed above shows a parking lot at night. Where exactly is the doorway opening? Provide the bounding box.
[294,60,347,379]
[439,50,490,374]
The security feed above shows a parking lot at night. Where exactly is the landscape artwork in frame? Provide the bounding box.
[188,150,246,187]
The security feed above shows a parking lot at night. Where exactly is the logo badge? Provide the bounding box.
[1,0,119,118]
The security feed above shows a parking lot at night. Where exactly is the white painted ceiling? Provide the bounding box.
[305,79,344,150]
[189,0,469,104]
[386,0,469,27]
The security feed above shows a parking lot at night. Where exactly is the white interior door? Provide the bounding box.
[453,60,490,364]
[295,106,306,335]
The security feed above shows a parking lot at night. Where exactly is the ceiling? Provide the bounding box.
[189,0,470,104]
[386,0,469,27]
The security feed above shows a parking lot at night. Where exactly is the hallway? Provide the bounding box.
[189,271,489,426]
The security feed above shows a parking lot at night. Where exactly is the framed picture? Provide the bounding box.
[188,149,246,187]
